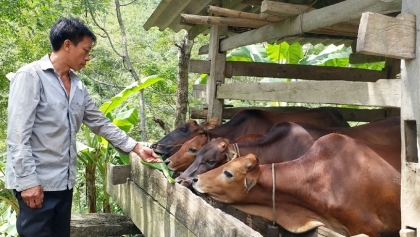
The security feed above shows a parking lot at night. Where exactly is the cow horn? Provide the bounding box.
[245,162,254,170]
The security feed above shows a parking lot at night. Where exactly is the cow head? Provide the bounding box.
[175,137,234,187]
[192,153,260,203]
[151,117,219,159]
[165,134,209,172]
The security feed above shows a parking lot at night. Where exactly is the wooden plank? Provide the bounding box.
[349,53,385,64]
[258,13,286,22]
[207,25,226,122]
[220,0,402,51]
[215,79,401,108]
[400,0,420,231]
[106,157,264,237]
[189,60,389,82]
[192,84,206,98]
[108,163,131,185]
[356,12,416,59]
[261,1,315,17]
[242,0,262,6]
[190,106,400,122]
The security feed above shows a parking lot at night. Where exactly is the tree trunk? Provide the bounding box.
[174,31,194,128]
[86,164,97,213]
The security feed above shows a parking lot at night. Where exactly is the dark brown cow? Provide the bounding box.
[152,108,349,158]
[165,133,264,172]
[177,117,400,185]
[192,134,401,236]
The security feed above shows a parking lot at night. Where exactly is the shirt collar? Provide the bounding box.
[39,54,54,70]
[39,54,76,77]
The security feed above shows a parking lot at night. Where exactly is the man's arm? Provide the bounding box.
[7,70,42,191]
[8,69,44,208]
[81,87,161,163]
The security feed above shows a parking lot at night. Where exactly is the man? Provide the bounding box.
[6,17,161,237]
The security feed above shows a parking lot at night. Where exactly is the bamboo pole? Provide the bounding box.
[207,5,284,22]
[181,14,270,28]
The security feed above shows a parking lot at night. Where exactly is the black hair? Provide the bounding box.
[49,17,97,51]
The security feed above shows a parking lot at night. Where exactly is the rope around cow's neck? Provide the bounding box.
[233,143,240,158]
[272,163,276,225]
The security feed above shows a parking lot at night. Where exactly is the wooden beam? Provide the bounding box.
[188,0,245,39]
[220,0,402,51]
[188,25,210,40]
[207,25,227,122]
[261,1,315,16]
[181,14,270,28]
[258,13,286,22]
[400,0,420,231]
[198,44,209,55]
[215,79,401,107]
[242,0,262,6]
[190,106,400,122]
[189,60,389,82]
[349,53,385,64]
[356,12,416,59]
[207,4,285,22]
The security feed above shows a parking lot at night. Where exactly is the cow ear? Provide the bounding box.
[203,117,219,130]
[244,177,256,193]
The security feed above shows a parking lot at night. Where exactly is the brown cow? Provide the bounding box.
[177,117,400,185]
[165,133,264,172]
[152,108,349,158]
[192,134,401,236]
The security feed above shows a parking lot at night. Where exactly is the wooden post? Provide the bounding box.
[207,25,227,123]
[401,0,420,236]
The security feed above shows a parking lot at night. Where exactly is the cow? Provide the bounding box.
[165,133,264,172]
[152,108,350,158]
[192,133,401,237]
[177,117,400,185]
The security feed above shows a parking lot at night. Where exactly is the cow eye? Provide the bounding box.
[206,160,216,165]
[188,148,197,153]
[224,170,233,178]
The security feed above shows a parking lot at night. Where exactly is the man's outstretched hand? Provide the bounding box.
[132,143,162,163]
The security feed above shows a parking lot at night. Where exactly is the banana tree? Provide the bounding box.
[77,75,161,213]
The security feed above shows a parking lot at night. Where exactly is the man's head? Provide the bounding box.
[49,18,96,71]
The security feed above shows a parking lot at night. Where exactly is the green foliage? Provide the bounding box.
[0,154,18,237]
[227,44,270,62]
[266,42,303,64]
[100,76,162,115]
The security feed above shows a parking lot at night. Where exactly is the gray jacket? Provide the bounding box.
[6,55,137,191]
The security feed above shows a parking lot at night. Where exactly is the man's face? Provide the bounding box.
[66,36,93,71]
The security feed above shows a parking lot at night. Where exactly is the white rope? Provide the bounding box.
[233,143,240,157]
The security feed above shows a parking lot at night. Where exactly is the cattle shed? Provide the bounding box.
[107,0,419,237]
